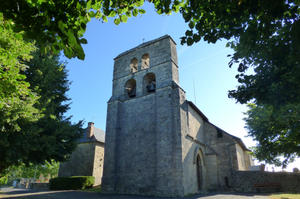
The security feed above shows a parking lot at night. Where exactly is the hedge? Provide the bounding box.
[49,176,94,190]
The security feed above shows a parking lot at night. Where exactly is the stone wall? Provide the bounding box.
[59,143,95,177]
[58,142,105,186]
[92,143,105,186]
[204,122,237,190]
[181,102,217,195]
[235,144,253,171]
[231,171,300,192]
[102,35,185,197]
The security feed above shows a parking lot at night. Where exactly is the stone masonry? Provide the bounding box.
[102,35,253,197]
[59,122,105,186]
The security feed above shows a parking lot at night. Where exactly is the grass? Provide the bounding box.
[269,193,300,199]
[83,185,101,193]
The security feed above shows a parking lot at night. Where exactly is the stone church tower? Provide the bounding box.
[102,35,253,197]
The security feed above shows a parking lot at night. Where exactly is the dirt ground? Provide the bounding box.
[0,187,271,199]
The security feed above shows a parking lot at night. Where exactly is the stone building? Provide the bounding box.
[58,122,105,186]
[101,35,253,197]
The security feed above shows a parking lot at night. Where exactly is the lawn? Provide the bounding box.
[84,185,101,193]
[269,193,300,199]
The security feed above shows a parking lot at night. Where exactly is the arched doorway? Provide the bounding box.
[196,154,203,190]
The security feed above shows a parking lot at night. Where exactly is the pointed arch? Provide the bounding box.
[193,147,205,190]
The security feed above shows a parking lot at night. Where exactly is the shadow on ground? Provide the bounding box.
[0,188,270,199]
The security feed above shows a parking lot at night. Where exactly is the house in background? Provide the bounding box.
[58,122,105,186]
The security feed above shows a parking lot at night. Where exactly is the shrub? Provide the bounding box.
[49,176,94,190]
[0,176,8,185]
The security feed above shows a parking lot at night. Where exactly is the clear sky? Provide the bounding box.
[63,3,299,171]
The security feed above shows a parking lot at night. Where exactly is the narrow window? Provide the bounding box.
[125,79,136,98]
[143,73,156,94]
[224,176,230,188]
[130,58,138,73]
[217,129,223,138]
[141,54,150,69]
[196,154,202,190]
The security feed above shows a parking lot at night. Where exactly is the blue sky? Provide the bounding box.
[63,3,299,171]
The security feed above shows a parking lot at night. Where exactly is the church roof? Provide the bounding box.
[187,100,250,152]
[114,35,176,60]
[78,127,105,144]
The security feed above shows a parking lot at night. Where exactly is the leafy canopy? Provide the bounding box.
[0,48,83,173]
[179,0,299,165]
[1,160,59,185]
[0,0,186,59]
[245,103,300,167]
[0,13,41,134]
[0,0,149,59]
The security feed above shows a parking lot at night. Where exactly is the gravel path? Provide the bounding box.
[0,187,270,199]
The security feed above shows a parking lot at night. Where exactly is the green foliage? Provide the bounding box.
[0,175,8,185]
[0,13,41,134]
[49,176,95,190]
[1,160,59,184]
[245,103,300,167]
[178,0,300,165]
[0,48,83,173]
[84,185,102,192]
[0,0,148,60]
[178,0,300,107]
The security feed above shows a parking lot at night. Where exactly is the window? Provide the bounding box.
[196,154,203,190]
[143,73,156,93]
[217,129,223,138]
[130,58,138,73]
[125,79,136,98]
[141,54,150,69]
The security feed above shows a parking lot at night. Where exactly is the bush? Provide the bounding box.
[49,176,94,190]
[0,176,8,185]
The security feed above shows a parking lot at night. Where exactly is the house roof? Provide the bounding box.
[78,127,105,144]
[187,100,250,152]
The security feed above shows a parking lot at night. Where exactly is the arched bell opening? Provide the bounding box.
[143,73,156,94]
[130,58,138,73]
[125,78,136,98]
[141,53,150,69]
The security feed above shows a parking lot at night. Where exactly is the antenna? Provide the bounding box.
[193,79,197,105]
[142,38,145,43]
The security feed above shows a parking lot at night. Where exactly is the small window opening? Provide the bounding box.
[196,154,202,190]
[130,58,138,73]
[125,79,136,98]
[224,176,230,188]
[141,54,150,69]
[217,129,223,138]
[143,73,156,93]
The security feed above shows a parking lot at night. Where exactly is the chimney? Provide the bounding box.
[87,122,94,138]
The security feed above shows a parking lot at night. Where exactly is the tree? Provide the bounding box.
[0,13,41,135]
[245,103,300,167]
[0,48,83,173]
[0,160,59,185]
[179,0,300,165]
[0,0,150,60]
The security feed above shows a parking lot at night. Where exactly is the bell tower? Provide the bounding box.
[102,35,187,197]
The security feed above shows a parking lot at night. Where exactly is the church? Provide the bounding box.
[101,35,253,197]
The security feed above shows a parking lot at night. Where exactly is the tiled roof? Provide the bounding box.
[78,127,105,143]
